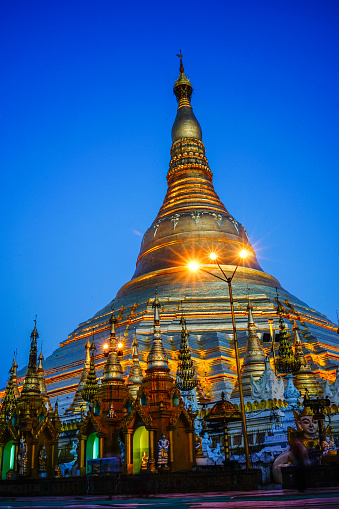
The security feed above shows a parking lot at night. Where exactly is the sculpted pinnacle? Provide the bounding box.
[21,320,40,396]
[292,321,323,396]
[127,332,143,390]
[82,337,98,406]
[65,339,92,414]
[103,310,124,383]
[176,314,197,392]
[231,299,265,398]
[146,292,169,373]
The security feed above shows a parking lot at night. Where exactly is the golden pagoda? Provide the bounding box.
[0,322,60,479]
[127,332,144,400]
[292,321,323,397]
[231,299,266,399]
[15,56,337,413]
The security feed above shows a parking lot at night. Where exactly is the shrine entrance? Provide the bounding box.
[2,441,14,480]
[133,426,149,474]
[86,432,99,472]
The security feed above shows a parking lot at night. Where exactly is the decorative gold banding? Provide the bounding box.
[159,196,226,212]
[178,99,191,108]
[135,237,255,265]
[156,204,228,219]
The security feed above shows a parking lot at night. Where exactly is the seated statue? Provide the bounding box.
[157,434,169,468]
[195,433,203,458]
[272,407,335,484]
[141,451,149,470]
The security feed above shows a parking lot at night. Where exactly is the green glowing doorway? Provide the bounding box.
[133,426,149,474]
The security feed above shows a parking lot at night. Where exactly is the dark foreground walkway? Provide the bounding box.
[1,488,339,509]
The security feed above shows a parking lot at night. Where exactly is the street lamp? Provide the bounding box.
[117,341,124,357]
[188,250,251,469]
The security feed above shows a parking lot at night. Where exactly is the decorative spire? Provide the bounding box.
[21,318,41,395]
[54,400,59,418]
[81,338,98,407]
[231,298,265,398]
[176,314,197,391]
[65,339,91,414]
[171,53,202,142]
[275,296,301,374]
[152,290,161,324]
[146,292,169,373]
[85,338,91,368]
[173,50,193,108]
[0,359,18,420]
[127,332,143,398]
[292,321,323,396]
[10,355,20,400]
[102,310,124,383]
[37,349,53,412]
[132,60,261,281]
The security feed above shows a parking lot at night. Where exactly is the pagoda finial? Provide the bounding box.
[152,289,161,324]
[127,331,143,396]
[81,336,98,407]
[176,313,197,392]
[231,297,265,399]
[0,357,19,419]
[37,345,52,411]
[292,321,323,395]
[21,318,40,395]
[147,292,169,373]
[247,297,255,325]
[65,338,92,414]
[109,307,117,336]
[176,50,184,73]
[275,308,300,374]
[102,309,124,383]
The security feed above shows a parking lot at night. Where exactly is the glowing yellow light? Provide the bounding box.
[239,249,248,259]
[117,342,123,350]
[188,261,199,271]
[209,252,217,260]
[103,343,109,350]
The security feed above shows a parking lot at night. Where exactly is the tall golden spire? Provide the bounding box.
[81,338,98,407]
[127,331,143,398]
[292,321,323,396]
[172,51,198,115]
[146,291,169,373]
[65,339,91,414]
[21,319,40,396]
[37,349,52,412]
[176,314,197,391]
[231,299,266,398]
[10,355,20,400]
[102,310,124,383]
[131,57,261,280]
[275,297,301,374]
[0,358,18,420]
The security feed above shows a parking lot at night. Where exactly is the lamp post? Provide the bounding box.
[188,250,251,469]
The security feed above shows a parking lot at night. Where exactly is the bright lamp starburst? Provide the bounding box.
[188,261,199,271]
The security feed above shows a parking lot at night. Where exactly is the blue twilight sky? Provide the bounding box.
[1,0,338,388]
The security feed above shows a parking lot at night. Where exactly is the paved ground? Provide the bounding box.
[1,489,339,509]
